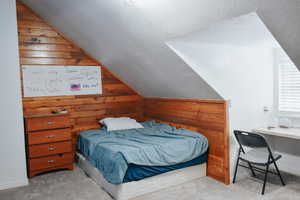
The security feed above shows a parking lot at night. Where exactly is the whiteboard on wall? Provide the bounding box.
[22,65,102,97]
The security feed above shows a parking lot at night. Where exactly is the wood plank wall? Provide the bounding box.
[144,98,230,184]
[16,1,143,147]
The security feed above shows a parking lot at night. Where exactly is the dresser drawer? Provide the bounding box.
[29,141,72,158]
[26,115,70,131]
[27,128,71,145]
[29,153,73,171]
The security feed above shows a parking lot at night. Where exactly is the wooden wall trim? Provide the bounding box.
[144,98,230,184]
[145,97,225,104]
[223,101,230,184]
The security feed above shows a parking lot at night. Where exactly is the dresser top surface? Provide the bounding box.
[25,113,69,119]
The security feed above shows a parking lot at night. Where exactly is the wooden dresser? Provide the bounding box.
[24,113,74,177]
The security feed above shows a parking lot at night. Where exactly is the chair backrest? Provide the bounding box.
[233,130,270,151]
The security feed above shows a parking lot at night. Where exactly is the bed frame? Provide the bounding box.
[77,153,206,200]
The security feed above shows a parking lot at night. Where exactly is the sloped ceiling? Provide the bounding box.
[168,13,281,50]
[21,0,300,98]
[167,12,280,99]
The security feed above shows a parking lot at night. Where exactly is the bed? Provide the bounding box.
[77,120,208,200]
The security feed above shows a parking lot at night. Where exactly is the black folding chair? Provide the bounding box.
[232,130,285,195]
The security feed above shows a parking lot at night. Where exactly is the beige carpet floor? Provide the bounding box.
[0,165,299,200]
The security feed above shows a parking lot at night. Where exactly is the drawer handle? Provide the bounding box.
[48,147,56,151]
[48,160,55,163]
[46,135,55,138]
[47,122,54,125]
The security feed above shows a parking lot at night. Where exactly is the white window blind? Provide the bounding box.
[278,60,300,113]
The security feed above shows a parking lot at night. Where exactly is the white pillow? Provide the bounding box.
[99,117,144,131]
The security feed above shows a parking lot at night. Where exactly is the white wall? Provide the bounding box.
[169,43,274,177]
[169,44,274,130]
[0,0,28,190]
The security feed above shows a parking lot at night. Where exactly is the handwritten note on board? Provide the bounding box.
[22,65,102,97]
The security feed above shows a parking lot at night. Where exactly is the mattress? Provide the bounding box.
[77,120,208,184]
[123,152,207,182]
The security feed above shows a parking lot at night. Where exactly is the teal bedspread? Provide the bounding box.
[77,121,208,184]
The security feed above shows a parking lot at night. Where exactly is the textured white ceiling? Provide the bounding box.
[21,0,300,98]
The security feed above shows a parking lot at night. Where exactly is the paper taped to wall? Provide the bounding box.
[22,65,102,97]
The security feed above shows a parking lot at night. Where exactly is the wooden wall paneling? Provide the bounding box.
[144,98,230,184]
[16,1,143,151]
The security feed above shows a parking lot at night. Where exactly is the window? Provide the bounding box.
[276,50,300,115]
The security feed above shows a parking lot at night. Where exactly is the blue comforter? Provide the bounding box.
[77,121,208,184]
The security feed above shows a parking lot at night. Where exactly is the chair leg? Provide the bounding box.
[248,162,256,177]
[262,163,270,195]
[233,157,240,183]
[273,160,285,186]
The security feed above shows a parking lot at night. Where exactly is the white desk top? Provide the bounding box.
[253,127,300,140]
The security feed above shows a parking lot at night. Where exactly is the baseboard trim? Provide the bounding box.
[0,178,28,191]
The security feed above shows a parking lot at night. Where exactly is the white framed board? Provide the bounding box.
[22,65,102,97]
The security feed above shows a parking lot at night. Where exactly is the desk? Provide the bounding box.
[253,127,300,140]
[253,127,300,176]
